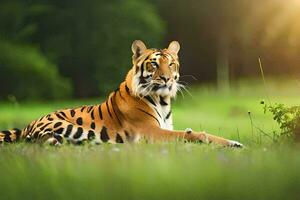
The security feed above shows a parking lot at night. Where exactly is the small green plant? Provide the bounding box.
[262,101,300,140]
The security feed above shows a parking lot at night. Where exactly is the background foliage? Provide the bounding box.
[0,0,299,100]
[263,102,300,141]
[0,0,165,99]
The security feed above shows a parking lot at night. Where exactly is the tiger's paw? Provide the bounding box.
[184,128,193,134]
[46,137,62,146]
[228,140,244,148]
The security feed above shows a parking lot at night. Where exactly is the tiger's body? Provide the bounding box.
[0,40,243,147]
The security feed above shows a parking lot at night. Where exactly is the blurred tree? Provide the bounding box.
[32,0,165,97]
[155,0,300,85]
[0,0,71,100]
[2,0,299,100]
[0,0,165,99]
[0,40,72,100]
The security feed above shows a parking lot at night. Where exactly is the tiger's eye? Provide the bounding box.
[169,63,175,68]
[146,62,155,72]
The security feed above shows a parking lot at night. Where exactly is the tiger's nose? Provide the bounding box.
[160,76,170,83]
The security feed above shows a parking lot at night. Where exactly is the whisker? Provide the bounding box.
[182,87,193,97]
[178,80,189,86]
[177,86,185,98]
[176,83,186,98]
[180,74,198,81]
[177,83,193,97]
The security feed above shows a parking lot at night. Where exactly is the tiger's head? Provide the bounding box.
[130,40,181,98]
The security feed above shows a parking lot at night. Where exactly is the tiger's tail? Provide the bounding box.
[0,128,22,144]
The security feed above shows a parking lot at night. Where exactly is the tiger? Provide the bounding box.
[0,40,243,147]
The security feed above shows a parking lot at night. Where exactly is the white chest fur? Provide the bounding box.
[143,95,173,130]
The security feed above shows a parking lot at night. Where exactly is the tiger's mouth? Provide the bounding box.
[152,83,172,91]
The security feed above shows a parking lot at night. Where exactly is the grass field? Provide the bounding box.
[0,78,300,200]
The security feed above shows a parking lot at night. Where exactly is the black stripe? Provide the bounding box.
[4,135,12,142]
[140,62,144,79]
[106,100,112,118]
[116,133,124,143]
[88,130,95,140]
[118,89,125,101]
[55,128,64,135]
[59,112,67,118]
[166,111,172,120]
[87,106,93,113]
[91,110,95,120]
[80,107,85,112]
[153,107,161,118]
[37,123,44,127]
[100,126,109,142]
[44,128,52,132]
[32,131,39,139]
[125,84,130,95]
[111,93,122,127]
[1,131,10,135]
[56,113,65,120]
[137,108,160,126]
[54,122,63,128]
[3,131,12,142]
[90,122,95,129]
[28,121,37,133]
[98,104,103,120]
[64,124,73,137]
[73,127,83,139]
[70,110,76,117]
[159,97,168,106]
[40,122,52,131]
[13,128,21,141]
[48,118,54,121]
[53,133,63,143]
[76,117,83,125]
[135,65,139,74]
[144,96,156,106]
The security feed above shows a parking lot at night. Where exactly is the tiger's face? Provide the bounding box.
[131,40,180,98]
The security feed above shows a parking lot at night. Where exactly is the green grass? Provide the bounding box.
[0,78,300,200]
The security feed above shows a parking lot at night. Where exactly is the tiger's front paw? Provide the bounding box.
[228,140,244,148]
[185,128,193,134]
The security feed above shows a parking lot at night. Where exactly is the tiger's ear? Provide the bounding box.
[168,41,180,54]
[132,40,147,58]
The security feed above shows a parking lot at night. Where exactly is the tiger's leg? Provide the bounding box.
[139,126,243,147]
[185,128,243,147]
[40,131,64,146]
